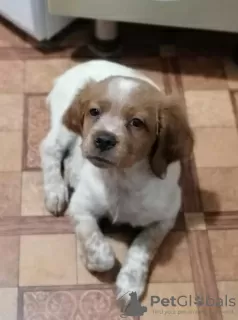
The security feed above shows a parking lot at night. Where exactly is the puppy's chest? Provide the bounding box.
[104,174,161,226]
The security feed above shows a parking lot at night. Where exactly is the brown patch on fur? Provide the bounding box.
[62,81,96,134]
[149,94,194,178]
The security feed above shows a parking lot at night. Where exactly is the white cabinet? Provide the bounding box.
[0,0,73,40]
[48,0,238,33]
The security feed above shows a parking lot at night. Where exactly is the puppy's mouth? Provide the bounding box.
[87,156,115,168]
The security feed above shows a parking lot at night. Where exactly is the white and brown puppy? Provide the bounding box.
[40,60,193,302]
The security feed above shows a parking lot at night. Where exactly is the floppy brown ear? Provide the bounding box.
[62,94,85,134]
[62,81,94,135]
[150,94,194,178]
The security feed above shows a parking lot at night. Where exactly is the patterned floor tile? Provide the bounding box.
[194,128,238,167]
[179,56,227,90]
[0,94,24,131]
[0,288,18,320]
[0,132,22,171]
[185,90,235,127]
[21,288,135,320]
[0,172,21,217]
[21,171,49,216]
[197,167,238,212]
[25,95,49,169]
[150,232,192,282]
[217,281,238,319]
[19,234,77,286]
[0,236,19,287]
[0,60,24,93]
[142,282,199,319]
[24,59,71,93]
[209,230,238,281]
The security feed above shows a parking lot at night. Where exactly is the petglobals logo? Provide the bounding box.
[119,292,236,318]
[150,295,236,308]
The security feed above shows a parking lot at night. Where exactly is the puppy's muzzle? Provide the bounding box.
[94,131,118,152]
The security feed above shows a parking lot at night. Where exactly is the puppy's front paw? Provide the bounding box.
[116,266,147,305]
[44,182,68,216]
[82,233,115,272]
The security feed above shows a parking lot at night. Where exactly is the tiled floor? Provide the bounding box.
[1,16,238,320]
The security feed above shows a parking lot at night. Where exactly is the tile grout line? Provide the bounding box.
[17,286,24,320]
[22,92,28,172]
[229,90,238,130]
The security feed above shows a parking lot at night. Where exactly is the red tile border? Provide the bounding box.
[0,216,73,236]
[181,159,202,213]
[205,211,238,230]
[188,230,223,320]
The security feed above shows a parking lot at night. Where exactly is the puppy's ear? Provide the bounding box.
[150,94,194,178]
[62,94,85,134]
[62,81,94,134]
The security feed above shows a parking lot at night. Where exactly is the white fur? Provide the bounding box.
[40,60,181,302]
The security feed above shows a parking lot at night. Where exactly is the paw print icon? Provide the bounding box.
[120,291,148,317]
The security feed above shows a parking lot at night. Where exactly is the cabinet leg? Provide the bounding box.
[72,20,121,60]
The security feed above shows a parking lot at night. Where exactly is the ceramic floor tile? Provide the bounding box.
[22,288,132,320]
[0,236,19,287]
[0,61,24,93]
[224,59,238,89]
[142,282,198,319]
[0,94,24,131]
[0,132,22,171]
[26,95,49,169]
[185,90,235,127]
[19,234,77,286]
[194,128,238,167]
[179,56,227,90]
[136,62,164,89]
[150,232,192,282]
[197,167,238,212]
[24,59,71,93]
[0,172,21,217]
[123,58,164,87]
[0,22,26,47]
[217,281,238,319]
[0,288,18,320]
[185,212,206,230]
[209,230,238,281]
[21,171,49,216]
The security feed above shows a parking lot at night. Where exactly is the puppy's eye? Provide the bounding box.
[89,108,100,117]
[129,118,144,128]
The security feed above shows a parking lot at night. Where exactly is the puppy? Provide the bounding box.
[40,60,194,303]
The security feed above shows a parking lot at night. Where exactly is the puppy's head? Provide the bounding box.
[63,76,194,177]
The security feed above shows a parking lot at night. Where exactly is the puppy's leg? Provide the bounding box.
[69,188,115,272]
[40,124,76,216]
[116,219,175,303]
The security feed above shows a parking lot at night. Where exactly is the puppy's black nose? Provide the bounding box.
[94,132,117,151]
